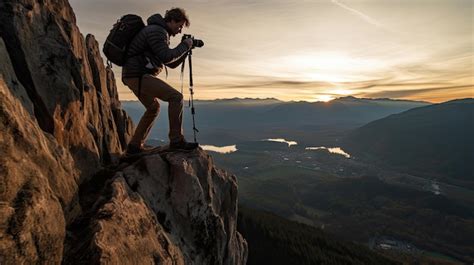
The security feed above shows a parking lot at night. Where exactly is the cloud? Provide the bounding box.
[362,85,473,99]
[202,79,329,90]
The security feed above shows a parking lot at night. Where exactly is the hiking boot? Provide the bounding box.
[125,144,157,156]
[141,144,157,151]
[125,144,144,156]
[169,140,199,151]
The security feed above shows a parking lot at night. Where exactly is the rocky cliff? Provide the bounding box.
[0,0,247,264]
[64,149,247,264]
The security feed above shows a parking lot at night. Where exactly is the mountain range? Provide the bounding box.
[342,98,474,187]
[122,96,428,145]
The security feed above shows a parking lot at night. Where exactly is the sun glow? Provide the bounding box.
[314,95,335,102]
[332,89,353,95]
[273,52,384,83]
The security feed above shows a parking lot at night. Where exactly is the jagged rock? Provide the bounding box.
[85,34,133,154]
[66,149,248,265]
[91,177,186,265]
[0,38,80,264]
[0,0,133,179]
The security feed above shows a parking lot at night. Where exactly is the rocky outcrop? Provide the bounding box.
[0,0,133,179]
[0,38,79,264]
[117,150,247,264]
[65,150,247,265]
[0,0,247,264]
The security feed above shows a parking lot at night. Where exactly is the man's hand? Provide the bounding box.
[183,38,193,49]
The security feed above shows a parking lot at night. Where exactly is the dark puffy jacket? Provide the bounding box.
[122,14,189,79]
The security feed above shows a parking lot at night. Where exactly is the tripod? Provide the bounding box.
[181,49,199,143]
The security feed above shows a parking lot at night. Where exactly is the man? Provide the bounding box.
[122,8,198,155]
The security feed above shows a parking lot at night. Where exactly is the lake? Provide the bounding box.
[264,138,298,147]
[201,144,238,154]
[305,146,351,158]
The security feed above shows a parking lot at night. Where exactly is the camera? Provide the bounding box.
[182,34,204,48]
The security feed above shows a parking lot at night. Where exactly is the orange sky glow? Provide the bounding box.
[70,0,473,103]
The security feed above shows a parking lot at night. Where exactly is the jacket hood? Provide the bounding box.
[147,14,168,29]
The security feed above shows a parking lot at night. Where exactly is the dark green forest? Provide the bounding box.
[237,206,399,265]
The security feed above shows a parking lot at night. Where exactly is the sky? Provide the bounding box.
[69,0,473,103]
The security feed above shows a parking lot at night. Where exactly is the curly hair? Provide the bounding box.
[164,8,190,27]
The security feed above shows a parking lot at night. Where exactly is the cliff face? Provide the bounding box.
[0,0,247,264]
[1,38,80,264]
[0,0,133,178]
[64,150,247,265]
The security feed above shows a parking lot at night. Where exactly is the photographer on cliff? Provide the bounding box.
[121,8,199,155]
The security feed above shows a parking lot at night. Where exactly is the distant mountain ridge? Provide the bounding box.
[333,95,428,103]
[266,96,429,126]
[342,98,474,186]
[122,96,429,145]
[122,96,427,104]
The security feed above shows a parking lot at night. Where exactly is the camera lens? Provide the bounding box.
[193,39,204,48]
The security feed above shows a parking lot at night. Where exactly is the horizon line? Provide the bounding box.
[119,95,453,104]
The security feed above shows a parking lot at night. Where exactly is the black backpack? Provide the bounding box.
[103,14,145,66]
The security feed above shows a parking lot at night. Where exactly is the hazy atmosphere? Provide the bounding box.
[70,0,473,102]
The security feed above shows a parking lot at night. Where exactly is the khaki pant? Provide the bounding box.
[123,75,184,147]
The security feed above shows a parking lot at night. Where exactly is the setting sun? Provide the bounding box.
[275,52,384,83]
[314,95,335,102]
